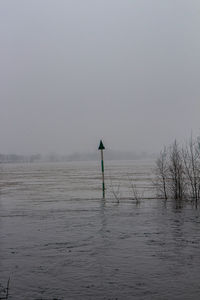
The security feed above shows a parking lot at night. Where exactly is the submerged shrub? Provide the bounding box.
[155,136,200,204]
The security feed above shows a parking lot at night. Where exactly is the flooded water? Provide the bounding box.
[0,160,200,300]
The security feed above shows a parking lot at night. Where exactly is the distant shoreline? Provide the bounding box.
[0,151,156,164]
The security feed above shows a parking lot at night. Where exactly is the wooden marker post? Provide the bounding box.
[98,140,105,199]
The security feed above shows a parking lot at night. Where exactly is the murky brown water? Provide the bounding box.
[0,161,200,300]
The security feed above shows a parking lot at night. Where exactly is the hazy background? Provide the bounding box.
[0,0,200,155]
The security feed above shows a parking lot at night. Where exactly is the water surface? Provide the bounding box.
[0,161,200,299]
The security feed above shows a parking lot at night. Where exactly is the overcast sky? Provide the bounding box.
[0,0,200,155]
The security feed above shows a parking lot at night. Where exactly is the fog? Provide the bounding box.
[0,0,200,155]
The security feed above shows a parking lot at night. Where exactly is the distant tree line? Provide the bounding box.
[0,150,155,163]
[155,136,200,205]
[0,154,41,163]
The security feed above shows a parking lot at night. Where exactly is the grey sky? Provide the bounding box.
[1,0,200,155]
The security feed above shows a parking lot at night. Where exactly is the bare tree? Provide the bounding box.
[168,140,185,201]
[182,136,200,204]
[155,140,186,202]
[155,146,168,200]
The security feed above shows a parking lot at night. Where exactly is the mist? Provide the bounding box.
[1,0,200,155]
